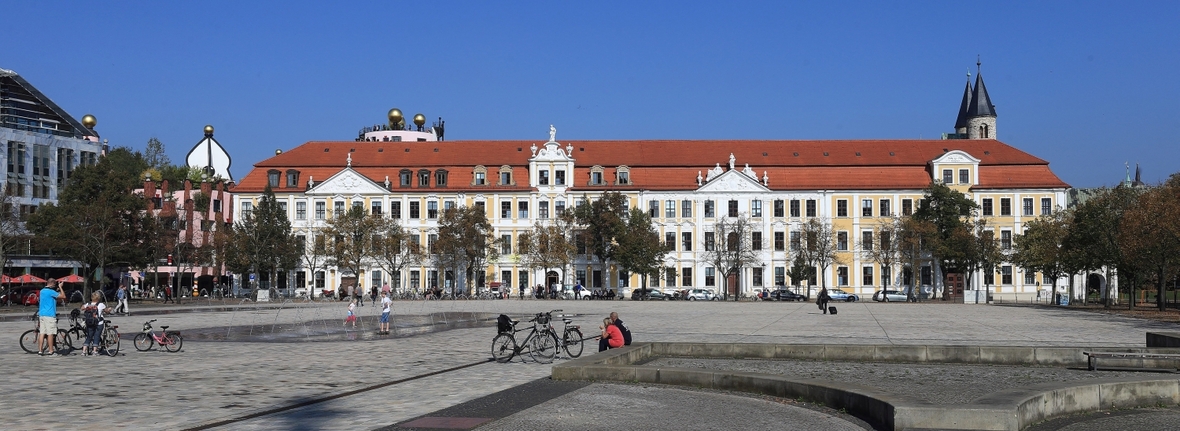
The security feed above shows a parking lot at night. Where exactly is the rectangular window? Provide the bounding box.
[751,232,761,251]
[1000,198,1011,216]
[751,200,762,217]
[837,267,849,286]
[774,199,784,217]
[268,171,280,188]
[410,270,421,291]
[649,200,659,218]
[1002,266,1013,285]
[882,267,892,287]
[241,201,253,218]
[1001,230,1012,249]
[862,199,872,217]
[555,170,565,185]
[419,171,430,187]
[427,234,438,253]
[837,199,848,217]
[500,171,511,185]
[921,266,932,286]
[474,172,486,186]
[666,200,675,218]
[409,201,420,219]
[959,169,969,184]
[618,170,630,184]
[391,201,401,219]
[1043,274,1053,284]
[790,199,801,217]
[371,201,382,216]
[775,266,786,286]
[774,231,785,251]
[728,200,739,217]
[982,198,993,216]
[501,201,511,219]
[315,201,326,219]
[278,202,288,220]
[444,200,455,211]
[862,231,873,251]
[1041,198,1052,215]
[501,234,512,255]
[704,200,715,218]
[902,199,913,216]
[518,201,528,219]
[539,201,549,219]
[682,267,692,287]
[539,170,549,185]
[705,267,715,286]
[790,231,801,251]
[296,202,307,220]
[334,201,345,217]
[591,171,602,185]
[555,200,565,216]
[682,232,693,251]
[880,199,890,217]
[942,169,953,183]
[665,232,675,250]
[837,231,848,251]
[752,267,763,287]
[1025,272,1036,285]
[427,200,438,219]
[1023,198,1034,216]
[681,200,692,218]
[704,232,715,251]
[863,266,873,286]
[984,268,995,286]
[880,230,891,250]
[287,171,298,188]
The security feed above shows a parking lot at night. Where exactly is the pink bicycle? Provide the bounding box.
[132,319,183,352]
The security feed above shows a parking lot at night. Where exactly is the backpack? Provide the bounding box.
[497,314,514,334]
[82,304,99,327]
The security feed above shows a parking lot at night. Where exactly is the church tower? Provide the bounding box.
[946,59,997,140]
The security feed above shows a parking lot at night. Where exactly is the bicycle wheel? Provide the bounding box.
[491,333,516,363]
[133,333,154,351]
[164,333,183,352]
[102,328,120,356]
[65,327,85,350]
[20,329,39,354]
[529,331,557,364]
[563,328,584,358]
[54,330,69,353]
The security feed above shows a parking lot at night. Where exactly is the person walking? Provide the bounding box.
[37,279,64,356]
[344,299,357,328]
[379,292,392,334]
[115,285,129,316]
[163,284,174,304]
[355,285,364,307]
[598,317,624,352]
[818,287,831,315]
[81,292,107,356]
[574,282,584,300]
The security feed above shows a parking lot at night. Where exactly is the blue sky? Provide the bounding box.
[5,1,1177,188]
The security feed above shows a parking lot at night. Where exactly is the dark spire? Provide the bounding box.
[954,70,972,129]
[966,59,997,118]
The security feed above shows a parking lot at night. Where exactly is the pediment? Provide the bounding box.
[697,170,769,193]
[932,150,981,164]
[307,168,388,195]
[530,142,574,162]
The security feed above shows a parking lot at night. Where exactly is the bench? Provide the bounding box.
[1083,351,1180,371]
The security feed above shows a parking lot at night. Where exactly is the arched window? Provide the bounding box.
[979,124,990,139]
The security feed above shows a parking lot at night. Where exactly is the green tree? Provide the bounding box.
[786,253,815,293]
[701,215,762,300]
[435,205,498,295]
[861,217,903,291]
[896,216,937,301]
[144,137,171,170]
[323,205,380,297]
[28,147,153,298]
[1118,184,1180,311]
[520,213,577,293]
[913,182,979,299]
[371,216,421,294]
[1066,186,1142,307]
[1011,211,1072,303]
[614,207,669,297]
[222,185,300,297]
[571,192,628,294]
[798,218,841,298]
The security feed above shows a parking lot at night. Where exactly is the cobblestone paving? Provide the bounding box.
[0,299,1173,430]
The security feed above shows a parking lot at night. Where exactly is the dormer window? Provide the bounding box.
[472,165,487,186]
[616,166,631,185]
[267,170,280,188]
[418,169,430,187]
[399,169,412,187]
[498,165,514,186]
[589,165,605,186]
[435,169,448,187]
[285,170,299,188]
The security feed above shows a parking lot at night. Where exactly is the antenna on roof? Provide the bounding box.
[976,55,982,75]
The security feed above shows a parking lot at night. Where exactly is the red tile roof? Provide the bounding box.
[234,139,1068,192]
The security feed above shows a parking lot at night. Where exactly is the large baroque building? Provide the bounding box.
[233,71,1070,301]
[1,67,104,279]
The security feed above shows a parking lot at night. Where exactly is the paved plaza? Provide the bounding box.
[1,299,1175,430]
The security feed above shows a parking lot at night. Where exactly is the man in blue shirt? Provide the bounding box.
[38,278,64,356]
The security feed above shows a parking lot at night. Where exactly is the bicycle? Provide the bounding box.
[97,319,121,357]
[545,309,585,358]
[132,319,183,352]
[62,309,88,350]
[20,313,69,355]
[491,312,557,364]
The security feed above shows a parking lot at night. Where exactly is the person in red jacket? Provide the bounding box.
[599,317,624,352]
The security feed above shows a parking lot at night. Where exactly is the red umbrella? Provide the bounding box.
[59,274,86,283]
[12,274,46,284]
[0,275,10,283]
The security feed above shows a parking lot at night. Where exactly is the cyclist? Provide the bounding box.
[81,292,107,356]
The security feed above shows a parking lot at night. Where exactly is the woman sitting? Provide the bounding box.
[598,317,624,352]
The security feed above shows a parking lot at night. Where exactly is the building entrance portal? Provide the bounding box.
[546,271,560,294]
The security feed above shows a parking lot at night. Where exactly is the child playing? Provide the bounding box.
[344,299,357,328]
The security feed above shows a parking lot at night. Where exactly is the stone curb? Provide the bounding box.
[552,343,1180,431]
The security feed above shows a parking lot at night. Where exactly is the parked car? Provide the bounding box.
[770,288,806,302]
[873,289,908,302]
[826,288,859,302]
[631,288,669,301]
[685,288,718,301]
